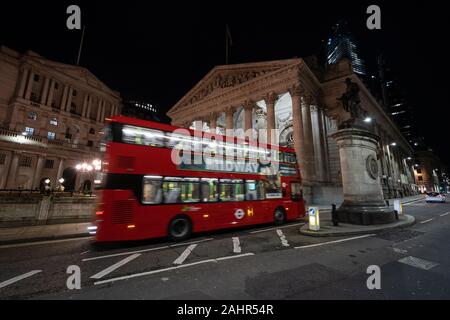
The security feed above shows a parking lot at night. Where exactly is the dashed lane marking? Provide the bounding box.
[232,237,241,253]
[276,229,290,247]
[420,218,434,224]
[294,234,375,249]
[90,253,141,279]
[173,244,197,265]
[94,253,254,286]
[0,270,42,289]
[440,212,450,217]
[82,238,214,262]
[249,222,305,234]
[398,256,439,270]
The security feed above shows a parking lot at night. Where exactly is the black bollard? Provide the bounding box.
[385,200,390,206]
[332,204,339,226]
[394,210,399,220]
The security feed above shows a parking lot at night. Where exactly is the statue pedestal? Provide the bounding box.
[331,128,395,225]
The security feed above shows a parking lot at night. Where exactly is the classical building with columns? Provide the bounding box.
[167,57,418,204]
[0,46,121,191]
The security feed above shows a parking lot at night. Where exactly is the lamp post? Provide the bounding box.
[75,159,101,194]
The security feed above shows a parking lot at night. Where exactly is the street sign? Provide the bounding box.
[308,207,320,231]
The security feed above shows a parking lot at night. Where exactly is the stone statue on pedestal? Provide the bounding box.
[337,77,366,129]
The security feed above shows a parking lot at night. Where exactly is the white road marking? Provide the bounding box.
[90,253,141,279]
[0,237,94,249]
[173,244,197,265]
[249,222,305,234]
[392,247,408,254]
[232,237,241,253]
[0,270,42,289]
[440,212,450,217]
[398,256,438,270]
[82,238,213,262]
[169,238,214,248]
[420,218,434,224]
[94,253,254,286]
[294,234,375,249]
[276,229,290,247]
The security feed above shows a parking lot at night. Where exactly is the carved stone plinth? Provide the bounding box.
[331,128,395,225]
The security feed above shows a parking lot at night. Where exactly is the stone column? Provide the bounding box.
[225,106,234,136]
[60,85,69,110]
[40,77,50,105]
[66,87,73,112]
[82,94,89,118]
[24,70,35,100]
[6,152,20,189]
[96,99,103,122]
[46,79,55,107]
[101,101,106,122]
[243,101,253,132]
[290,85,306,179]
[331,128,395,225]
[266,93,277,145]
[302,94,316,181]
[32,155,45,189]
[86,97,92,120]
[316,106,329,181]
[55,158,65,182]
[17,68,29,98]
[209,112,217,133]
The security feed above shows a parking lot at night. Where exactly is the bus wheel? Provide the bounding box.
[168,216,192,241]
[274,207,286,225]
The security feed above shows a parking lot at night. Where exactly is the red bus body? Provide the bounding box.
[94,116,305,242]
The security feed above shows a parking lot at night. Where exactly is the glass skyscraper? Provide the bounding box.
[326,20,366,76]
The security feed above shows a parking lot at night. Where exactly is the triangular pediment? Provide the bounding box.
[27,55,120,98]
[169,58,302,115]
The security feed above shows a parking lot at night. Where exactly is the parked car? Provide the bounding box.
[425,192,446,203]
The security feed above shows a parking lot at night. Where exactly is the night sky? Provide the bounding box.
[1,1,449,166]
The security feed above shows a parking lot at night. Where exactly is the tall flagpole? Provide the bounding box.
[225,25,229,65]
[225,24,232,65]
[76,25,86,66]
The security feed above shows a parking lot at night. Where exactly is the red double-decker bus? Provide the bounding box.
[93,116,305,242]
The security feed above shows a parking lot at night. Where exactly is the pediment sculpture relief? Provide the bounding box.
[182,70,268,106]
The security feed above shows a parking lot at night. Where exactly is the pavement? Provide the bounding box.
[0,194,425,245]
[0,195,449,299]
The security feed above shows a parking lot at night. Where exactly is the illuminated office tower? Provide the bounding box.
[326,20,366,76]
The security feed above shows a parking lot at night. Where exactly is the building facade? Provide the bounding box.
[413,150,443,193]
[0,46,121,191]
[167,57,418,204]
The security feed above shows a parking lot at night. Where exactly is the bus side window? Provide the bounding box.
[201,178,218,202]
[142,176,163,204]
[245,180,265,200]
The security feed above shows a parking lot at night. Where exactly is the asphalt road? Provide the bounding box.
[1,197,450,300]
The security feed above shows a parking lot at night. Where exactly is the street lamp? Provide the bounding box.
[44,179,50,184]
[364,117,372,123]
